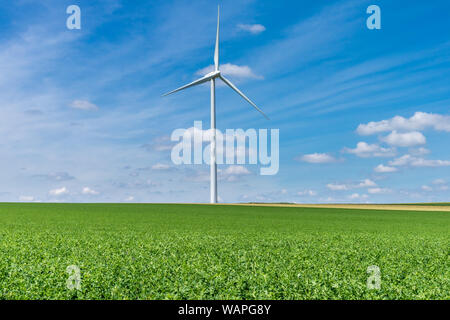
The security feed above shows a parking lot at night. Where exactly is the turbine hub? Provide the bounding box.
[206,70,221,78]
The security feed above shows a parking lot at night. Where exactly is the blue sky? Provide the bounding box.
[0,0,449,203]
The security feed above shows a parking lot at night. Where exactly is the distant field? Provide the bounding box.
[233,203,450,212]
[0,203,448,299]
[398,203,450,206]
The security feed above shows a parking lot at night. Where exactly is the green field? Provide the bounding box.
[391,203,450,206]
[0,203,448,299]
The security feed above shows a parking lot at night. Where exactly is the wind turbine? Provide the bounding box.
[163,6,268,204]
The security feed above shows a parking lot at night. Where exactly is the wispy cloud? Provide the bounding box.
[374,164,398,173]
[389,155,450,167]
[327,179,377,191]
[368,188,391,194]
[299,153,337,164]
[152,163,171,170]
[433,179,446,185]
[343,142,396,158]
[49,187,69,196]
[237,24,266,34]
[327,183,348,191]
[220,165,251,182]
[82,187,99,195]
[70,100,99,111]
[348,193,368,200]
[297,190,317,196]
[33,172,75,181]
[19,195,36,202]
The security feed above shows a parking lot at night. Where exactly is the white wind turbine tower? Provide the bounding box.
[163,6,269,204]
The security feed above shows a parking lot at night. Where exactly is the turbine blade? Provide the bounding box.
[219,75,269,120]
[214,6,220,71]
[162,74,213,96]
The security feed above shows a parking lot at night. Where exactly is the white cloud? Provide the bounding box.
[237,23,266,34]
[223,165,250,175]
[220,165,251,182]
[327,179,376,191]
[374,164,398,173]
[381,131,426,147]
[343,142,395,158]
[124,196,134,202]
[154,144,173,152]
[196,63,262,79]
[357,179,377,188]
[357,112,450,135]
[368,188,391,194]
[70,100,99,111]
[19,195,35,202]
[179,126,258,162]
[49,186,68,196]
[410,158,450,167]
[297,190,317,196]
[433,179,446,185]
[327,183,348,191]
[421,185,432,191]
[389,155,450,167]
[142,136,173,152]
[389,155,414,166]
[33,172,75,181]
[300,153,336,163]
[152,163,171,170]
[349,193,368,200]
[409,147,430,156]
[82,187,99,195]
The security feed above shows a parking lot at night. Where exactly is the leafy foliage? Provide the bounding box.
[0,203,448,299]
